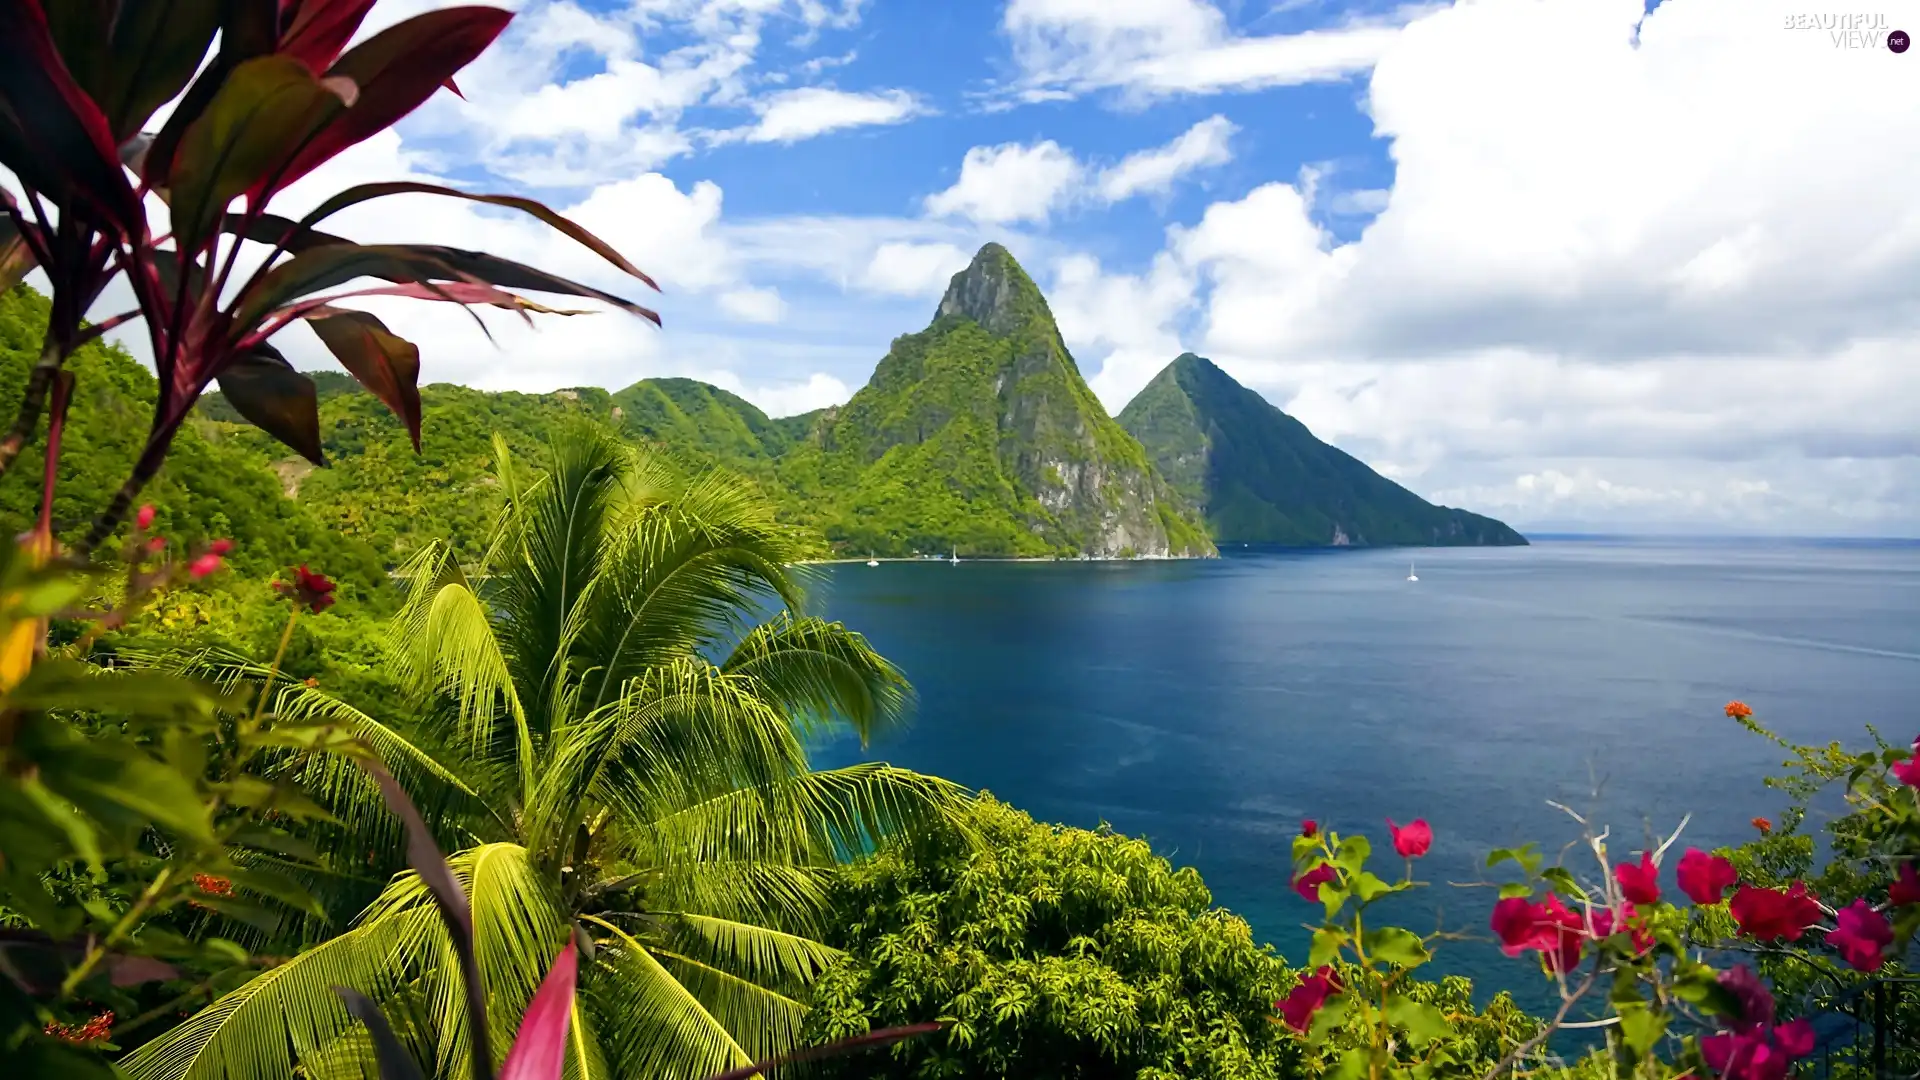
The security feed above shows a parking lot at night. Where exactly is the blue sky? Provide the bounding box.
[78,0,1920,534]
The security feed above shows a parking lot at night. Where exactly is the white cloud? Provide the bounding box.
[740,86,922,143]
[860,242,976,297]
[1095,114,1237,201]
[1001,0,1418,103]
[925,119,1237,227]
[717,286,788,323]
[741,372,853,417]
[1044,0,1920,532]
[924,141,1084,225]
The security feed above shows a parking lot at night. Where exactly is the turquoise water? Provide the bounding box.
[804,538,1920,1009]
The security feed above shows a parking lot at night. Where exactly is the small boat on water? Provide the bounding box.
[866,551,879,567]
[950,549,959,565]
[1407,563,1419,582]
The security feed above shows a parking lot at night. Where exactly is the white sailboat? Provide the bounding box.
[950,549,959,565]
[1406,562,1419,582]
[866,551,879,567]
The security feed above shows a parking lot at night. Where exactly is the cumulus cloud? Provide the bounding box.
[924,141,1084,225]
[739,86,922,143]
[927,116,1238,226]
[1096,115,1237,201]
[1046,0,1920,532]
[860,242,977,297]
[1000,0,1416,103]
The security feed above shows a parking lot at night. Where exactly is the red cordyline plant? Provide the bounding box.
[0,0,659,554]
[1278,705,1920,1080]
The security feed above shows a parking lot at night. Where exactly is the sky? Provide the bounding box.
[41,0,1920,534]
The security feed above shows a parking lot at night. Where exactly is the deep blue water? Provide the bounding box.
[802,538,1920,1013]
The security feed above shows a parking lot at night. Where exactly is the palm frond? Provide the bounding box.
[580,916,757,1080]
[722,614,914,747]
[120,924,396,1080]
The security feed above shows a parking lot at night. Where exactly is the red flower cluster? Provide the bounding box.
[1294,864,1338,903]
[1386,818,1431,858]
[1676,848,1739,905]
[1724,701,1753,719]
[1727,882,1822,942]
[130,504,230,578]
[275,565,336,613]
[44,1010,113,1044]
[1751,817,1772,835]
[1701,967,1814,1080]
[193,873,233,897]
[1275,965,1344,1033]
[1301,820,1317,838]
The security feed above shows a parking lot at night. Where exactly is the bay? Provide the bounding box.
[804,537,1920,1012]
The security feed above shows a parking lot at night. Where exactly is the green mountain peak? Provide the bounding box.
[1119,353,1527,548]
[776,244,1213,558]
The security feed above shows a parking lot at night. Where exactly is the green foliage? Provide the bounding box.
[1118,354,1527,547]
[775,244,1210,559]
[0,285,389,600]
[123,429,971,1080]
[802,797,1534,1080]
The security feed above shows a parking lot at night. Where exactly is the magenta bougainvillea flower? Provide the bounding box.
[1301,819,1317,838]
[1676,848,1739,906]
[1275,966,1344,1033]
[1728,882,1822,942]
[1892,737,1920,787]
[1614,852,1660,906]
[1293,864,1338,903]
[1587,907,1654,956]
[1891,861,1920,907]
[1490,894,1586,972]
[1386,818,1431,858]
[1827,899,1893,973]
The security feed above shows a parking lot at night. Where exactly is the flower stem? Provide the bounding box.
[250,609,300,730]
[60,866,176,998]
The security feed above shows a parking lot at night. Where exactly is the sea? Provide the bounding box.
[802,536,1920,1022]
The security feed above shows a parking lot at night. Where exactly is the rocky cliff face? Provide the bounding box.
[777,244,1213,558]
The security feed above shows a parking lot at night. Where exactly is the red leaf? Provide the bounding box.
[296,181,659,291]
[499,942,577,1080]
[168,55,347,250]
[279,0,378,74]
[142,0,283,189]
[215,343,325,464]
[0,0,142,235]
[272,6,513,192]
[308,309,422,450]
[49,0,222,143]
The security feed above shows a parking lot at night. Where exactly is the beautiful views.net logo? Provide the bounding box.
[1783,12,1911,51]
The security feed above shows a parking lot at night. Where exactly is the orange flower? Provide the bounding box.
[304,677,319,688]
[45,1010,114,1044]
[1725,701,1754,719]
[193,873,233,897]
[1752,817,1772,835]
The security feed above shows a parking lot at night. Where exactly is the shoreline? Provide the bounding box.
[797,554,1201,565]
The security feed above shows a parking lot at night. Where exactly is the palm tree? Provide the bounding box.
[125,427,971,1080]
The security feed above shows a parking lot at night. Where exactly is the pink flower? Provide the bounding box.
[1275,966,1343,1033]
[1386,818,1432,858]
[1588,907,1654,955]
[208,538,234,556]
[1615,852,1661,906]
[1718,965,1776,1031]
[1301,819,1317,838]
[1490,894,1586,972]
[1827,899,1893,973]
[275,564,336,613]
[147,535,166,553]
[135,505,156,531]
[1891,861,1920,907]
[1702,1021,1814,1080]
[188,553,224,579]
[1728,882,1822,942]
[1293,864,1338,903]
[1677,848,1739,905]
[1893,737,1920,788]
